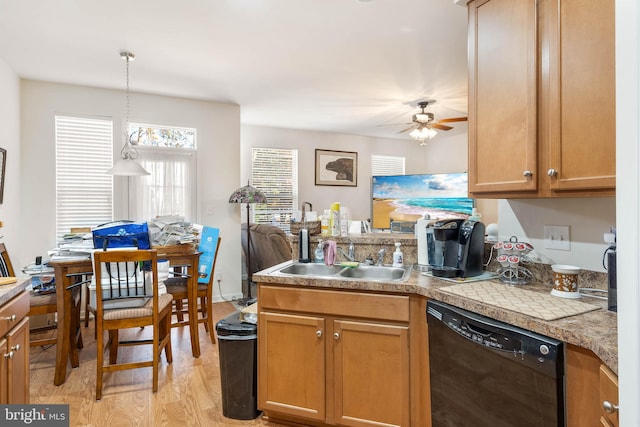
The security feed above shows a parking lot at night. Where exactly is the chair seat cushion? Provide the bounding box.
[93,293,173,321]
[165,279,208,295]
[30,292,57,307]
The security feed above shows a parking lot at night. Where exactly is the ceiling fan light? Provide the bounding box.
[409,128,422,139]
[426,128,438,138]
[414,113,430,123]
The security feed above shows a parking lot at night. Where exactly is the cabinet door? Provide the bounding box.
[258,312,325,421]
[6,318,29,404]
[0,338,7,404]
[542,0,616,192]
[468,0,538,195]
[333,320,410,427]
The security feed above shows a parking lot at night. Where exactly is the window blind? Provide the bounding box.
[55,115,113,238]
[371,155,405,176]
[251,147,298,233]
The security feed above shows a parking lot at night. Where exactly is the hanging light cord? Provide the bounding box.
[120,51,138,160]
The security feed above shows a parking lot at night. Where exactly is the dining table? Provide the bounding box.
[49,249,201,386]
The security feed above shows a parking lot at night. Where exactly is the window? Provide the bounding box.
[55,115,113,238]
[128,123,197,222]
[371,154,405,176]
[251,147,298,233]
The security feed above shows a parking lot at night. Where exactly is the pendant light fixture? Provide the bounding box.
[106,51,150,176]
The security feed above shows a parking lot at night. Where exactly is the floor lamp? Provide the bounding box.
[229,181,267,306]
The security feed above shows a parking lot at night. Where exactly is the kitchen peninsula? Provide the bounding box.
[254,262,618,427]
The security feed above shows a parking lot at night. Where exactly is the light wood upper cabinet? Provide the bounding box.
[468,0,538,194]
[468,0,615,198]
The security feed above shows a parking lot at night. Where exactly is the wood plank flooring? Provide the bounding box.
[29,301,285,427]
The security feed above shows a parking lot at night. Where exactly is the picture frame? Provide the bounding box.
[315,149,358,187]
[0,148,5,204]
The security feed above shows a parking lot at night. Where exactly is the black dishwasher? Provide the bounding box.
[427,300,564,427]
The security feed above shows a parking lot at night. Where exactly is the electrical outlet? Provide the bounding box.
[544,225,571,250]
[216,273,222,281]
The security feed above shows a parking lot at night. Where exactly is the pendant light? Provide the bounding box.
[106,51,150,176]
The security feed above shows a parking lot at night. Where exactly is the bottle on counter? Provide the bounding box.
[392,242,403,267]
[330,202,341,236]
[321,210,330,236]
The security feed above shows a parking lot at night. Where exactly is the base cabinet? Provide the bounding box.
[258,285,428,427]
[566,344,618,427]
[0,291,30,404]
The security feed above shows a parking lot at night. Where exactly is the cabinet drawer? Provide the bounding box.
[599,364,619,427]
[0,292,29,338]
[259,285,410,322]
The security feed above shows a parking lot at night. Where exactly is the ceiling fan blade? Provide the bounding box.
[437,117,468,123]
[431,123,453,131]
[397,125,416,134]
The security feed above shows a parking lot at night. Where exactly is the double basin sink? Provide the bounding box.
[273,262,413,282]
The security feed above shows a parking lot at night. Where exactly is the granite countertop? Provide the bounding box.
[254,261,618,374]
[0,277,31,306]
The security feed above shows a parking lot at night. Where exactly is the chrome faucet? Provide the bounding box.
[337,240,356,262]
[376,248,386,266]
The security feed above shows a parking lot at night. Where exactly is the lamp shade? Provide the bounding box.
[228,183,267,204]
[106,158,151,176]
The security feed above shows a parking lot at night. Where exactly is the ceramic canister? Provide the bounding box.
[550,264,581,298]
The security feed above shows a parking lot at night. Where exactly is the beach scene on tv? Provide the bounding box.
[371,173,474,230]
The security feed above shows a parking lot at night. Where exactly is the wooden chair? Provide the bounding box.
[165,236,221,344]
[0,243,84,356]
[91,249,173,400]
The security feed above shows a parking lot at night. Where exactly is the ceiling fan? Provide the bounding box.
[381,100,468,144]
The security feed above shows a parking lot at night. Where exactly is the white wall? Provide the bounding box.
[0,58,20,256]
[241,124,471,222]
[499,198,615,272]
[19,80,243,300]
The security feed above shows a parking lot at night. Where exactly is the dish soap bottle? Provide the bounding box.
[315,240,325,263]
[392,242,403,267]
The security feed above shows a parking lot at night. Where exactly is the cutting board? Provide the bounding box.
[0,277,18,286]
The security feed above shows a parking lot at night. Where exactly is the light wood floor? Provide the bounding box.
[29,301,285,427]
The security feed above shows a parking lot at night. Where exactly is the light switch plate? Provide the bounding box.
[544,225,571,250]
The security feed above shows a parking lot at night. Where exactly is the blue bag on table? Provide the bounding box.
[92,220,151,250]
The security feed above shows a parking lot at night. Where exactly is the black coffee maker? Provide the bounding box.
[430,219,485,278]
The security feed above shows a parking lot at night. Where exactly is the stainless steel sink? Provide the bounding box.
[274,262,412,282]
[338,265,411,281]
[277,263,344,276]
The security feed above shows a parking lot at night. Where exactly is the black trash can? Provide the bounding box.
[216,311,261,420]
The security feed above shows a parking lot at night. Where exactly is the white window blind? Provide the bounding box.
[251,147,298,233]
[371,155,405,176]
[55,115,113,238]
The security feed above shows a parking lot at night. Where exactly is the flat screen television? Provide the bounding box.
[371,172,474,230]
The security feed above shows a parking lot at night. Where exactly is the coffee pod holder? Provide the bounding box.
[492,236,534,285]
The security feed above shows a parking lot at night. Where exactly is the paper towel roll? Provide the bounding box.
[416,218,430,266]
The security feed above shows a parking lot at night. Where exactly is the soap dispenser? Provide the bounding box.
[392,242,403,267]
